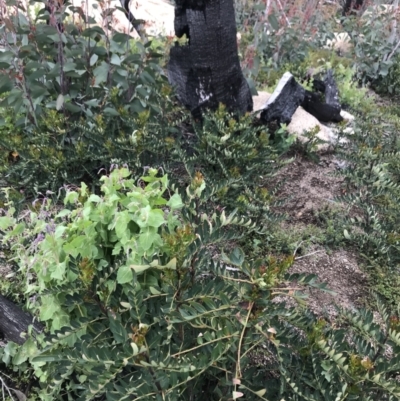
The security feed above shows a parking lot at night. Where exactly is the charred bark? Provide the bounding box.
[324,69,341,110]
[302,91,343,123]
[342,0,364,16]
[167,0,253,117]
[301,70,343,123]
[260,72,305,125]
[0,294,43,345]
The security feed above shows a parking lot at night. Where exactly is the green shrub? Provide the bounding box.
[164,105,289,220]
[375,53,400,96]
[1,168,400,400]
[335,111,400,308]
[0,0,177,196]
[238,7,337,82]
[342,10,400,90]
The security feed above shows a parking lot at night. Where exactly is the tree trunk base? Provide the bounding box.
[167,0,253,117]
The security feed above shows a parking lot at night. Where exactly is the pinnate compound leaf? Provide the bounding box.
[108,315,128,343]
[229,247,245,266]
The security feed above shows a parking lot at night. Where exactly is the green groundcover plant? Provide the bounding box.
[0,168,400,400]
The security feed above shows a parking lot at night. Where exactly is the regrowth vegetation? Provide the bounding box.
[0,0,400,399]
[1,168,400,400]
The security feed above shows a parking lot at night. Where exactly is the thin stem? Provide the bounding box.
[170,334,238,358]
[222,276,253,284]
[236,301,254,380]
[0,374,17,401]
[295,250,324,260]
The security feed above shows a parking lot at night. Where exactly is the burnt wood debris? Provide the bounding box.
[0,295,43,345]
[301,69,343,123]
[260,70,343,125]
[260,72,305,125]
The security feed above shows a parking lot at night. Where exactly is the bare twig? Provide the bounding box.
[293,241,304,257]
[276,0,291,26]
[0,374,17,401]
[295,250,324,260]
[386,38,400,62]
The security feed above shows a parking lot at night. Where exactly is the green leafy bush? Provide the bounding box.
[375,52,400,96]
[0,0,176,195]
[236,1,337,83]
[1,168,400,400]
[342,9,400,90]
[164,105,288,220]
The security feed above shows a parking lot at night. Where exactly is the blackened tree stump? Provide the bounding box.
[167,0,253,117]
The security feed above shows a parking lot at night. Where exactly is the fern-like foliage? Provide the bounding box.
[133,104,290,226]
[333,112,400,308]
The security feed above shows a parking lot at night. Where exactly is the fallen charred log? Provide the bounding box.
[0,294,43,345]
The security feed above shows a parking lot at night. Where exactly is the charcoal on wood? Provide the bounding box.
[167,0,253,117]
[302,70,343,123]
[342,0,364,16]
[260,72,305,125]
[324,69,341,110]
[312,78,326,93]
[0,294,43,345]
[301,90,343,123]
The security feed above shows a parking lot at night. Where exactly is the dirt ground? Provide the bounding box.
[273,153,344,224]
[271,153,368,317]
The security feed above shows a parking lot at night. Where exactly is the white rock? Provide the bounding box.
[324,32,353,55]
[340,110,355,122]
[289,107,336,149]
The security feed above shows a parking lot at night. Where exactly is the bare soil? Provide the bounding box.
[273,153,345,224]
[290,245,368,314]
[271,153,369,316]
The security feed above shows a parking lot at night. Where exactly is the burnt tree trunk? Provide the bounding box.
[167,0,253,117]
[0,294,43,345]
